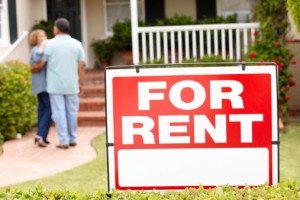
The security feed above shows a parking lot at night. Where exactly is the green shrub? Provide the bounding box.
[111,20,132,52]
[245,0,295,116]
[156,14,195,26]
[288,0,300,32]
[110,14,238,53]
[31,20,55,39]
[198,14,238,24]
[198,55,234,63]
[140,58,165,65]
[255,0,289,40]
[143,55,233,65]
[91,38,114,60]
[1,181,300,199]
[245,35,295,115]
[156,13,237,26]
[0,61,37,140]
[155,14,237,51]
[180,55,235,67]
[0,134,4,153]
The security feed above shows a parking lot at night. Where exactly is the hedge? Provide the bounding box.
[0,61,37,143]
[0,181,299,199]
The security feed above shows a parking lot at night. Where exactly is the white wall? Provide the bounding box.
[16,0,46,36]
[1,0,46,63]
[16,0,31,36]
[2,32,31,63]
[0,0,10,49]
[86,0,106,68]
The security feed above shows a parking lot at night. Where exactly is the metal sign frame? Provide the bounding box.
[104,62,279,192]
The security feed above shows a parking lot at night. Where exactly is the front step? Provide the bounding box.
[77,69,106,126]
[79,97,105,111]
[85,72,105,85]
[82,85,105,98]
[77,111,106,126]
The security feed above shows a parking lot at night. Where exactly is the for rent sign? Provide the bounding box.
[105,65,279,191]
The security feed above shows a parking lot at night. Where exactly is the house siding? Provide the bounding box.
[86,0,105,68]
[16,0,34,36]
[7,0,46,63]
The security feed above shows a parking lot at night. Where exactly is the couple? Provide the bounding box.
[29,18,85,149]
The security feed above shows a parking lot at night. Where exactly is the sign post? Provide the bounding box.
[105,64,279,191]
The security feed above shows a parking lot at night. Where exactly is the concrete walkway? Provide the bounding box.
[0,126,105,188]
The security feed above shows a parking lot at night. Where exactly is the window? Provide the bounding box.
[0,0,9,47]
[218,0,251,22]
[105,0,144,35]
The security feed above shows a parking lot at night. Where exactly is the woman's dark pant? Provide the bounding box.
[37,92,52,139]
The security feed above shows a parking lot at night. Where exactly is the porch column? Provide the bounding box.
[130,0,139,64]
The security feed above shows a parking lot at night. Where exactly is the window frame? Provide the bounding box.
[0,0,10,47]
[104,0,145,36]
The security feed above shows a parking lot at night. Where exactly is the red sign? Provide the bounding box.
[105,66,278,191]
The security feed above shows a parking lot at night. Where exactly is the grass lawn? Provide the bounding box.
[2,122,300,194]
[280,122,300,181]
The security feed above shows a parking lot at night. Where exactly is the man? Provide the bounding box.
[32,18,85,149]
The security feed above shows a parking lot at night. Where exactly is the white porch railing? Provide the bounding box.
[133,23,259,64]
[0,31,30,63]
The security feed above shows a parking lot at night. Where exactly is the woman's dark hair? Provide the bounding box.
[54,18,70,33]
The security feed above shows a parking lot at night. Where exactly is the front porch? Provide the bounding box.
[127,0,257,65]
[132,22,259,64]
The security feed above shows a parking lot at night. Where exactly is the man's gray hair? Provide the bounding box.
[54,18,70,33]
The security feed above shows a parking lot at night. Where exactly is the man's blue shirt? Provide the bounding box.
[43,34,85,94]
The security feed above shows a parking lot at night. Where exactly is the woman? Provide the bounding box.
[28,29,51,147]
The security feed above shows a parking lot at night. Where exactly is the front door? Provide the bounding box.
[145,0,165,25]
[47,0,81,41]
[196,0,216,20]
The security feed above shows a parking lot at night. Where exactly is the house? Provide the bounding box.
[0,0,299,111]
[0,0,255,66]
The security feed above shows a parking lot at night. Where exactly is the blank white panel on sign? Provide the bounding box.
[118,148,269,187]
